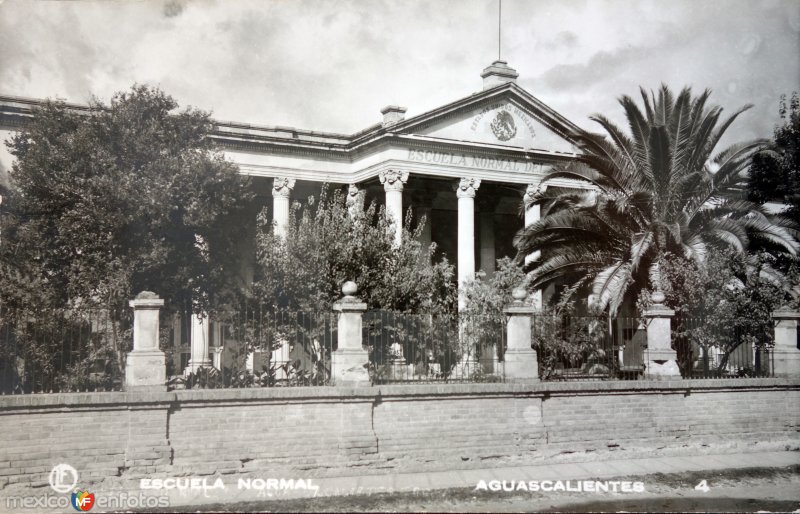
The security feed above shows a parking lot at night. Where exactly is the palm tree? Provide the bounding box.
[514,85,799,314]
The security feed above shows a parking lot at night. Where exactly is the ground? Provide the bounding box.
[149,465,800,513]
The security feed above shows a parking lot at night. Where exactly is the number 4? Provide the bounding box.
[695,479,710,493]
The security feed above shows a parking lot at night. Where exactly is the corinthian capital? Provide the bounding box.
[524,183,547,206]
[379,169,409,192]
[346,183,366,211]
[456,177,481,198]
[346,184,360,205]
[272,177,296,198]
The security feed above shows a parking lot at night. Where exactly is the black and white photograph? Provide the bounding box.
[0,0,799,512]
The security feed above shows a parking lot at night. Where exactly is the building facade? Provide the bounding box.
[0,60,592,373]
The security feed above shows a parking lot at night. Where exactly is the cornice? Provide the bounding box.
[237,156,556,186]
[210,133,351,160]
[0,92,586,166]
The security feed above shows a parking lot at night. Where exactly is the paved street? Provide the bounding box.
[149,450,800,512]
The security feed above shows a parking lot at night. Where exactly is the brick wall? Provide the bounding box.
[0,380,798,492]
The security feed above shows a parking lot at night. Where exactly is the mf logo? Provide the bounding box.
[71,490,96,511]
[49,463,78,493]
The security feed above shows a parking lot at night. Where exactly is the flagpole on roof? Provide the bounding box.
[498,0,502,60]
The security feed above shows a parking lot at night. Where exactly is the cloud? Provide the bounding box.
[521,0,800,147]
[538,31,578,51]
[0,0,797,150]
[538,46,653,91]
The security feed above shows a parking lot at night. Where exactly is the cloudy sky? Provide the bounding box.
[0,0,798,146]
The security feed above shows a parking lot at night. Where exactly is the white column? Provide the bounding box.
[379,170,409,245]
[524,184,546,309]
[187,313,211,373]
[454,179,481,376]
[457,177,481,310]
[272,177,296,238]
[271,177,296,376]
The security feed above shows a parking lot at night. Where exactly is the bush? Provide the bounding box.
[252,185,456,313]
[638,251,799,377]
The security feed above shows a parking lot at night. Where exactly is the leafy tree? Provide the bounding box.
[252,185,456,313]
[461,258,526,316]
[2,85,252,311]
[0,85,252,386]
[638,250,799,376]
[748,92,800,226]
[530,279,612,378]
[515,85,799,314]
[459,258,526,367]
[243,186,457,383]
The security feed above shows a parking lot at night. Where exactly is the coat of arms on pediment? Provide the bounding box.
[490,110,517,141]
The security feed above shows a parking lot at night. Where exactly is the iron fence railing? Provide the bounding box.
[0,304,126,394]
[672,317,774,379]
[534,315,643,381]
[534,314,775,380]
[167,308,336,390]
[2,299,778,392]
[365,310,505,383]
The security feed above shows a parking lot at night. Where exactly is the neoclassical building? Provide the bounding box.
[0,60,591,372]
[212,60,586,294]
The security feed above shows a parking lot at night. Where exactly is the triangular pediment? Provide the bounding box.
[391,83,583,154]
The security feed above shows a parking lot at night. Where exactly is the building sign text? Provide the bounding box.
[407,149,541,173]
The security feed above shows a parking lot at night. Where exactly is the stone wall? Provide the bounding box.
[0,380,798,491]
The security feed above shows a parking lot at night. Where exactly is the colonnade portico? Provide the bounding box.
[174,59,590,371]
[182,170,549,373]
[260,172,545,308]
[1,60,590,379]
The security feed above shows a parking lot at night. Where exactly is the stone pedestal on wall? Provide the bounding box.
[125,291,167,391]
[773,306,800,378]
[503,288,540,383]
[331,282,370,386]
[644,291,680,379]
